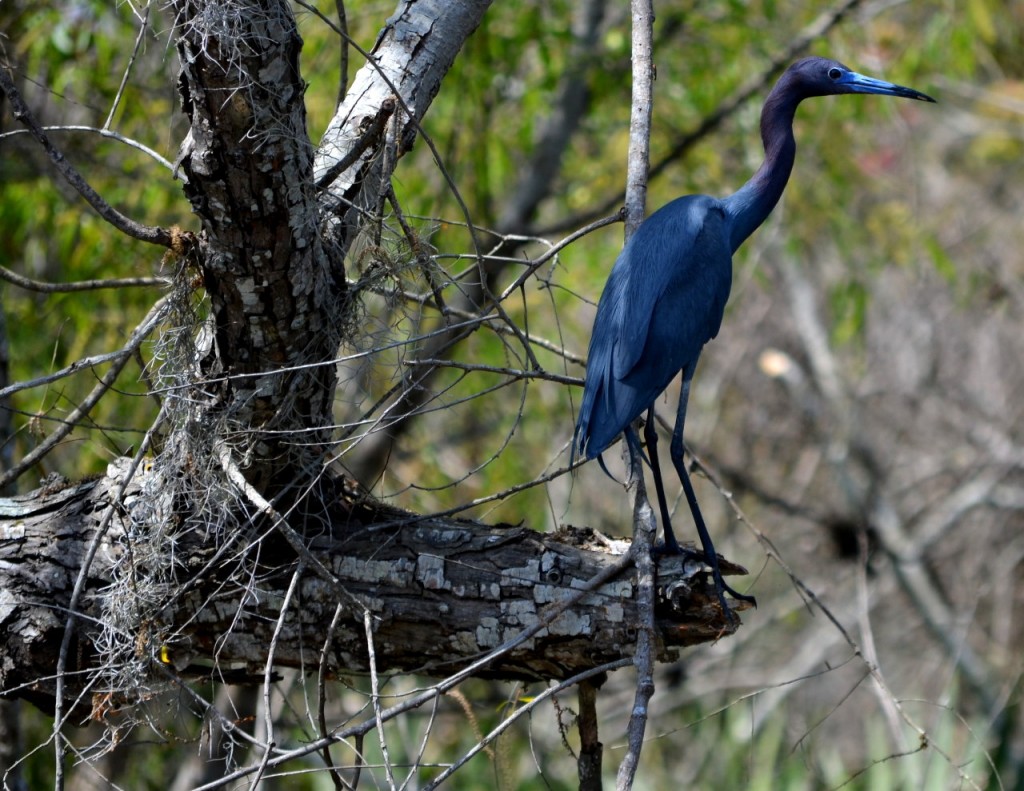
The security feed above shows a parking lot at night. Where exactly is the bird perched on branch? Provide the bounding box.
[572,56,934,616]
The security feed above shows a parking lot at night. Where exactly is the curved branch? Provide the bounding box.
[0,66,174,248]
[0,264,166,293]
[0,125,174,170]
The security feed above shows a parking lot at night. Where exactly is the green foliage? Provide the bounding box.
[1,1,183,481]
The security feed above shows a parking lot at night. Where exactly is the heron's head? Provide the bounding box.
[786,56,935,103]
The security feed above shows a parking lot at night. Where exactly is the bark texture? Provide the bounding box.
[168,0,494,501]
[0,463,746,715]
[173,0,340,494]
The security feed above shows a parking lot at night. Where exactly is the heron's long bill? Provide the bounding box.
[843,72,936,103]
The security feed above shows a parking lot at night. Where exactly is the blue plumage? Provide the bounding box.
[574,196,731,459]
[571,57,934,616]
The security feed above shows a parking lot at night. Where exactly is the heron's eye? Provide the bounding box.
[828,67,842,81]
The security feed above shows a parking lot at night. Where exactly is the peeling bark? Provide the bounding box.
[173,0,340,493]
[0,463,746,715]
[315,0,493,222]
[168,0,494,502]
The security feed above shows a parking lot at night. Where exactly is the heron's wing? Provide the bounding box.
[613,195,733,385]
[574,195,733,458]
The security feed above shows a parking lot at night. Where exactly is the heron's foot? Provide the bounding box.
[659,555,757,621]
[713,572,757,607]
[653,532,757,613]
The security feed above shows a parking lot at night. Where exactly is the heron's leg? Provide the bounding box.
[642,406,682,554]
[669,374,756,610]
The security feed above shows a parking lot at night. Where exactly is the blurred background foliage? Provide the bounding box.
[2,0,1024,788]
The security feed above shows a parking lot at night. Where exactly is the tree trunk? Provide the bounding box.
[173,0,339,495]
[170,0,493,498]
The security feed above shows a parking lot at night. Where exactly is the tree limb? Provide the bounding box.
[0,462,747,715]
[0,64,174,248]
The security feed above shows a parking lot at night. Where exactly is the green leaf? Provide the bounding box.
[924,235,957,285]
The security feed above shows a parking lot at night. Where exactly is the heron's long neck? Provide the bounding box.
[723,87,801,252]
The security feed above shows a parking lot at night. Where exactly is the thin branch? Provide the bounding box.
[0,64,174,248]
[0,296,170,488]
[314,98,395,191]
[0,263,166,293]
[365,610,396,791]
[291,0,349,105]
[216,444,366,616]
[317,604,353,791]
[617,459,658,791]
[335,0,350,106]
[0,126,174,171]
[103,3,151,130]
[855,534,906,748]
[496,208,625,304]
[0,348,140,402]
[422,660,630,791]
[250,565,305,790]
[406,359,581,387]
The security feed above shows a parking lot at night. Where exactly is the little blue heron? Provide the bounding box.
[572,57,934,614]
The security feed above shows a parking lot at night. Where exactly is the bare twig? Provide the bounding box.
[291,0,349,106]
[318,604,352,791]
[855,533,906,748]
[251,565,305,789]
[314,98,395,191]
[406,358,580,387]
[364,610,396,791]
[496,208,625,305]
[0,295,170,488]
[216,444,365,615]
[103,2,151,130]
[0,64,173,248]
[423,661,631,790]
[622,0,654,239]
[335,0,349,105]
[0,125,174,170]
[0,263,166,293]
[0,346,143,402]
